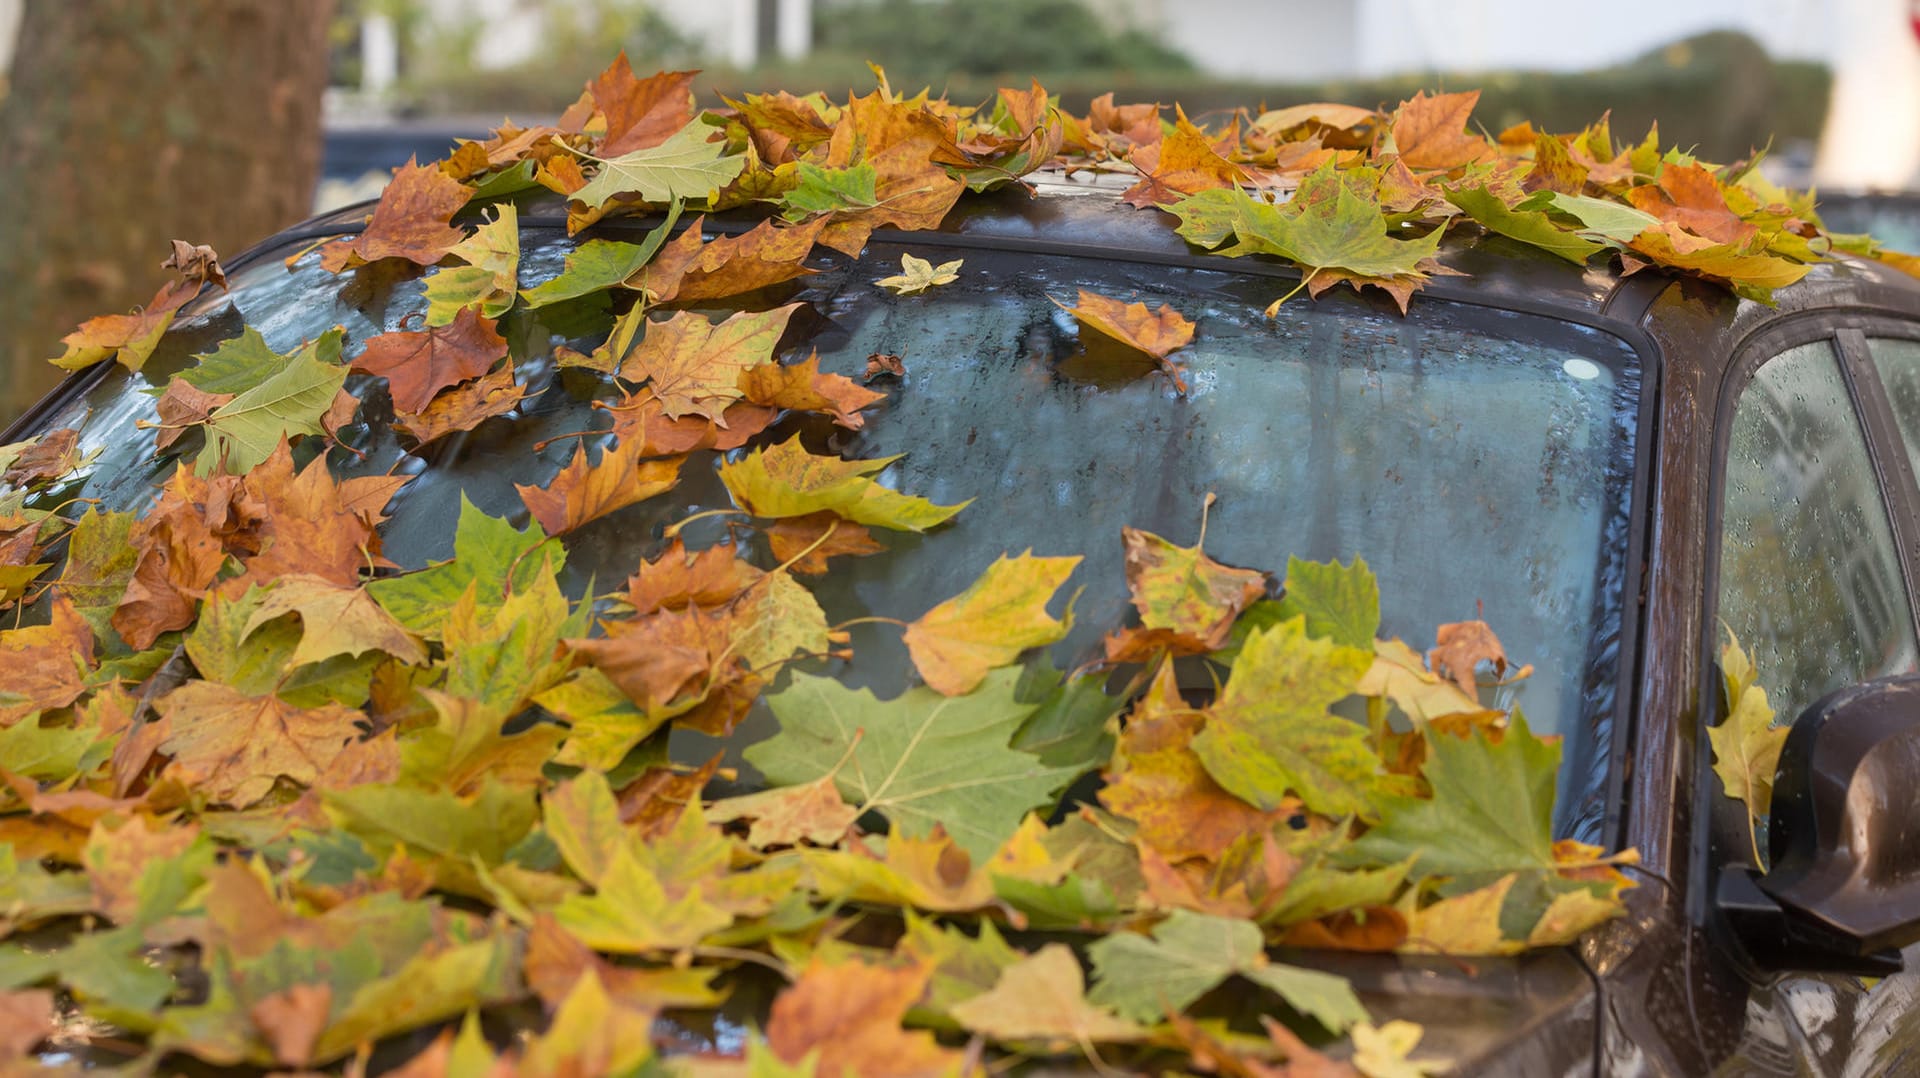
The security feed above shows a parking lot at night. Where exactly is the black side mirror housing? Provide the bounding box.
[1716,675,1920,975]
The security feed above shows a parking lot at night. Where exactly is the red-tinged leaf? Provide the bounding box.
[51,274,202,373]
[625,539,764,615]
[766,957,964,1078]
[152,382,235,453]
[601,395,778,456]
[350,307,510,414]
[153,681,366,806]
[516,440,685,535]
[319,158,472,270]
[1624,161,1756,245]
[2,428,81,487]
[393,364,527,445]
[591,56,697,157]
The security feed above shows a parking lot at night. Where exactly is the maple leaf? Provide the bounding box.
[367,495,555,637]
[1123,112,1250,209]
[745,667,1075,860]
[51,241,225,371]
[0,596,95,726]
[1388,91,1491,171]
[1344,712,1564,885]
[719,435,969,531]
[1109,523,1267,657]
[196,347,349,476]
[228,440,404,591]
[1623,222,1811,303]
[569,119,748,211]
[515,439,685,536]
[1710,631,1787,866]
[1100,662,1284,863]
[765,511,886,574]
[1170,165,1446,313]
[1624,161,1755,246]
[876,253,963,295]
[1087,910,1366,1032]
[737,352,886,430]
[950,944,1145,1047]
[1,428,82,488]
[590,56,696,156]
[1350,1020,1443,1078]
[809,91,969,255]
[520,202,684,308]
[421,204,521,324]
[1426,620,1514,697]
[1445,186,1605,265]
[709,775,860,850]
[633,215,826,304]
[901,552,1080,696]
[350,307,509,415]
[618,304,801,422]
[1192,617,1378,817]
[152,381,234,452]
[242,575,427,668]
[766,957,963,1078]
[392,364,527,445]
[319,158,472,271]
[525,916,722,1012]
[153,681,366,806]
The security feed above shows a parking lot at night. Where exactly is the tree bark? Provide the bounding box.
[0,0,335,425]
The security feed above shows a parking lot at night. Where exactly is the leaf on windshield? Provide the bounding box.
[515,440,684,536]
[902,552,1079,696]
[876,253,962,295]
[618,304,800,423]
[349,307,509,415]
[52,242,226,372]
[318,158,471,271]
[718,436,970,532]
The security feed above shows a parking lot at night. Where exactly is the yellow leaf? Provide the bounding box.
[242,575,428,669]
[618,304,801,422]
[948,944,1146,1047]
[875,252,963,294]
[1400,873,1521,956]
[902,551,1080,696]
[1352,1019,1444,1078]
[1709,631,1787,865]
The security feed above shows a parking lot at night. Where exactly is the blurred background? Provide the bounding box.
[1,0,1917,423]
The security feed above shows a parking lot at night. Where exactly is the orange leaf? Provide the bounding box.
[1123,112,1248,208]
[737,352,886,429]
[624,538,764,615]
[2,428,81,487]
[602,395,777,456]
[1100,662,1285,863]
[52,253,217,372]
[1390,90,1492,171]
[815,91,968,256]
[766,957,963,1078]
[619,304,801,423]
[1053,290,1196,390]
[153,682,366,806]
[765,511,885,575]
[590,55,696,157]
[249,983,333,1068]
[516,439,685,536]
[1427,619,1511,696]
[226,440,403,591]
[350,307,509,414]
[0,989,53,1060]
[319,158,472,270]
[632,215,825,304]
[112,467,237,648]
[392,363,527,445]
[1624,161,1755,246]
[0,596,94,726]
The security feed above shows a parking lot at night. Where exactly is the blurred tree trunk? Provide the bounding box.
[0,0,336,426]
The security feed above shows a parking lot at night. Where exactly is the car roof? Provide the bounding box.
[289,168,1920,344]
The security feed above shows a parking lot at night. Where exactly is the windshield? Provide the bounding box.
[24,229,1641,837]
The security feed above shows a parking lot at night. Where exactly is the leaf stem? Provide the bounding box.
[831,615,910,631]
[770,519,837,576]
[1263,272,1316,317]
[663,508,747,540]
[689,945,792,981]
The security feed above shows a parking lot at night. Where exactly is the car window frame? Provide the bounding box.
[1697,311,1920,903]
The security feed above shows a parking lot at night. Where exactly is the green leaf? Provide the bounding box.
[1276,556,1380,650]
[1087,910,1366,1032]
[198,347,348,475]
[744,668,1077,861]
[1344,712,1561,881]
[178,327,293,394]
[779,161,879,221]
[56,508,138,640]
[1446,186,1605,265]
[1011,660,1122,771]
[1191,616,1379,816]
[552,847,734,953]
[519,200,684,308]
[571,121,747,210]
[1542,192,1659,244]
[440,558,573,715]
[470,159,538,200]
[367,494,559,638]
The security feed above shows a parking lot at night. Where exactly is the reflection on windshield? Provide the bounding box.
[27,232,1640,838]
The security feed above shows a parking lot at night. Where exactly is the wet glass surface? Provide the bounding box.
[1718,339,1918,725]
[24,229,1641,834]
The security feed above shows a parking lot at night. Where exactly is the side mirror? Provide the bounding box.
[1716,674,1920,975]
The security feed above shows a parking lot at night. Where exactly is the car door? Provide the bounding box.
[1710,319,1920,1077]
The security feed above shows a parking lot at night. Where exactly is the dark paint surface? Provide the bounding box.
[18,177,1920,1076]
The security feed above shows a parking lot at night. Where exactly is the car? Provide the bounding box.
[6,66,1920,1077]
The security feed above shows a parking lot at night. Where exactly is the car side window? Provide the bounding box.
[1866,335,1920,473]
[1717,339,1917,724]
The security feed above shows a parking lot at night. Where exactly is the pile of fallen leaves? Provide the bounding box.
[10,50,1883,1075]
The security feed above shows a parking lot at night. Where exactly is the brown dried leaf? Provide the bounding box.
[515,440,685,536]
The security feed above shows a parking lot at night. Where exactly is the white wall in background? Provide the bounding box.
[0,0,21,76]
[1813,0,1920,189]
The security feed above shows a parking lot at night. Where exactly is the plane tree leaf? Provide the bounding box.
[901,552,1080,696]
[744,668,1075,860]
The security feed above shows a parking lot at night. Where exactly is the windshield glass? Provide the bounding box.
[25,229,1641,837]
